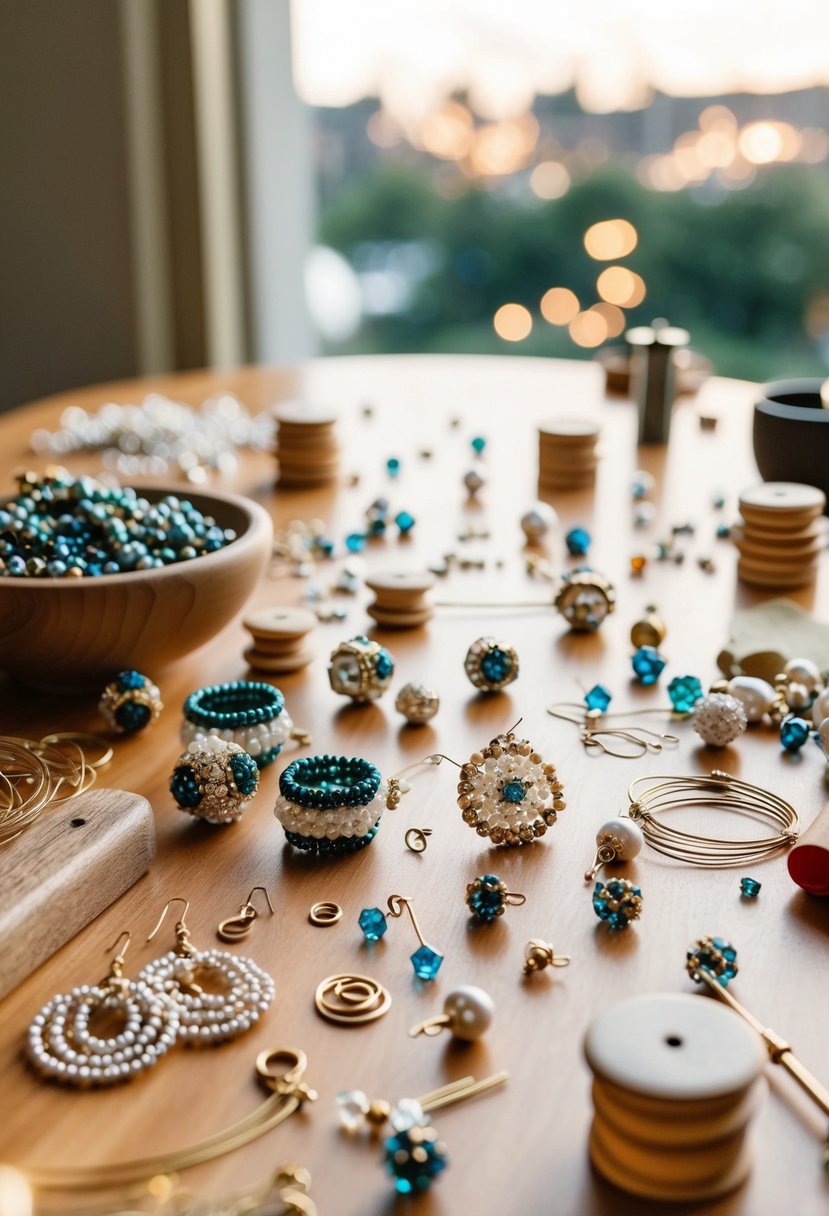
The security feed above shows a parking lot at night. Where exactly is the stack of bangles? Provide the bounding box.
[274,755,385,854]
[181,681,293,768]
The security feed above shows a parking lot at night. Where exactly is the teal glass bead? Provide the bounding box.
[386,457,401,477]
[480,647,513,684]
[501,780,525,804]
[780,716,811,753]
[466,874,506,923]
[632,645,666,685]
[470,436,486,454]
[593,878,643,929]
[565,526,591,556]
[410,944,443,981]
[668,675,703,713]
[384,1125,447,1194]
[359,907,388,942]
[395,510,415,534]
[584,684,612,713]
[687,935,738,986]
[740,877,761,898]
[345,532,366,553]
[375,649,394,679]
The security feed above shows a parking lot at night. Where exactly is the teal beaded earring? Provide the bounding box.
[358,895,444,981]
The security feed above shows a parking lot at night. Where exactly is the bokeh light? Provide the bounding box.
[530,161,571,200]
[469,114,538,177]
[584,219,638,260]
[366,108,403,149]
[590,301,626,338]
[0,1167,33,1216]
[417,101,474,160]
[569,309,608,347]
[493,303,532,341]
[597,266,646,308]
[540,287,580,325]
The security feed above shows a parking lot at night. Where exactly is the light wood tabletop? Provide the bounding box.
[1,355,828,1216]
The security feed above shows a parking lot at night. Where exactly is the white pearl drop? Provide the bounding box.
[727,676,776,723]
[596,817,643,861]
[784,658,821,692]
[444,985,494,1041]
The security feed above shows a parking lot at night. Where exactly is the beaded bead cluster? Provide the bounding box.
[456,732,564,846]
[592,877,643,929]
[274,755,386,853]
[0,470,234,578]
[328,636,395,702]
[170,736,260,824]
[465,874,512,923]
[181,681,292,767]
[99,669,163,734]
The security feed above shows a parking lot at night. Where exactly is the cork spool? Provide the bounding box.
[365,571,435,629]
[243,606,317,673]
[584,992,766,1203]
[274,401,340,487]
[734,483,827,589]
[538,418,601,494]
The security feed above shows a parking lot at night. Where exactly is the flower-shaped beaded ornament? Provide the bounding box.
[456,731,564,846]
[170,735,260,824]
[98,669,163,734]
[464,637,519,692]
[275,755,386,854]
[181,680,293,767]
[328,636,394,702]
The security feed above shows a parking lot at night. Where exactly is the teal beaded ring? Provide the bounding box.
[274,755,386,854]
[181,681,293,768]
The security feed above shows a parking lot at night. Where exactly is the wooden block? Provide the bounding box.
[539,418,601,442]
[244,606,318,640]
[0,787,156,999]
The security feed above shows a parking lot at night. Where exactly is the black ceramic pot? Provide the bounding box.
[753,377,829,514]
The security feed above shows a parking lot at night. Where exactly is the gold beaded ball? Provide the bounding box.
[395,681,440,724]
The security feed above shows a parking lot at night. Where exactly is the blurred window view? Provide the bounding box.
[294,0,829,380]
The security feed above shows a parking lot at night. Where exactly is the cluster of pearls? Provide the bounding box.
[170,736,260,824]
[27,980,179,1086]
[138,949,274,1044]
[457,733,564,845]
[180,710,293,763]
[274,788,386,842]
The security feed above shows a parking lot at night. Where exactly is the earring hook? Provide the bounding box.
[105,929,131,962]
[246,886,274,916]
[146,896,190,942]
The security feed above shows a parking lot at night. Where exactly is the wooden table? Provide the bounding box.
[2,356,828,1216]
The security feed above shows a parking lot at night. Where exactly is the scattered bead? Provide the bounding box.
[99,669,162,734]
[631,645,666,685]
[359,907,388,942]
[463,469,485,496]
[465,874,525,923]
[470,436,487,455]
[697,556,716,573]
[784,658,821,691]
[386,457,401,477]
[395,681,439,724]
[726,676,777,723]
[629,554,647,576]
[384,1121,447,1194]
[464,637,519,692]
[686,935,738,986]
[631,471,655,500]
[584,684,612,713]
[629,605,666,649]
[667,675,703,714]
[692,693,747,747]
[592,878,643,929]
[565,526,591,557]
[780,716,812,753]
[740,877,762,899]
[345,532,366,553]
[520,502,558,543]
[410,944,444,982]
[395,510,415,535]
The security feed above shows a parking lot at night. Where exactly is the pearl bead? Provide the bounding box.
[520,503,558,543]
[819,717,829,754]
[812,688,829,725]
[785,682,812,711]
[444,986,494,1040]
[726,676,776,723]
[784,658,821,692]
[596,817,644,861]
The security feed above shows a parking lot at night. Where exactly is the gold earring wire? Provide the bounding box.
[146,896,196,957]
[546,702,680,758]
[217,886,274,942]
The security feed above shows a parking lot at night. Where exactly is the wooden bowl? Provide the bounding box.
[0,487,273,689]
[753,377,829,513]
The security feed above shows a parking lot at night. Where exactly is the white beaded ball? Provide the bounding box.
[784,658,821,692]
[692,693,748,747]
[443,985,494,1041]
[520,503,558,543]
[726,676,776,723]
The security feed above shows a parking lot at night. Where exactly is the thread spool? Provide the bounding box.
[243,606,317,673]
[537,418,600,493]
[584,992,766,1202]
[365,571,435,629]
[274,401,340,487]
[788,798,829,895]
[734,483,827,589]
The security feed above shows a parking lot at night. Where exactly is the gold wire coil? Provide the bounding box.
[627,770,799,867]
[0,733,111,846]
[404,827,432,854]
[308,901,343,926]
[314,974,391,1025]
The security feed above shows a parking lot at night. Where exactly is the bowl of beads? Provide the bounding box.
[0,471,273,688]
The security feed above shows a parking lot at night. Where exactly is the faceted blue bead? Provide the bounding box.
[740,877,761,898]
[358,907,388,942]
[667,675,703,713]
[501,779,525,804]
[410,944,443,981]
[395,510,415,533]
[470,436,486,454]
[345,532,366,553]
[467,875,505,923]
[565,526,591,556]
[375,649,394,679]
[386,457,401,476]
[480,647,513,684]
[780,716,811,753]
[632,646,666,685]
[584,684,612,713]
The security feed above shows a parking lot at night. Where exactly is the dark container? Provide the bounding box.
[753,377,829,514]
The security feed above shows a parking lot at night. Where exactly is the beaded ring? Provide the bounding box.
[274,755,386,854]
[181,681,293,767]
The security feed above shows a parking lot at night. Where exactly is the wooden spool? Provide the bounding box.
[584,992,766,1203]
[274,401,340,487]
[243,605,318,673]
[365,571,435,629]
[538,418,601,493]
[735,483,827,589]
[0,787,156,999]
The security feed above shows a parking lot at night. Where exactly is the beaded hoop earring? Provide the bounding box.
[181,681,293,768]
[274,755,387,854]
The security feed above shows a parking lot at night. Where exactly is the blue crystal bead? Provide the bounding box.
[386,457,401,477]
[395,510,415,534]
[480,647,513,683]
[410,944,443,981]
[740,877,761,898]
[716,523,731,539]
[385,1126,447,1194]
[501,780,525,804]
[466,874,505,923]
[375,649,394,679]
[668,675,703,713]
[565,527,591,557]
[358,907,388,942]
[116,669,145,692]
[345,532,366,553]
[470,436,486,454]
[780,716,811,753]
[631,645,666,685]
[584,684,612,713]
